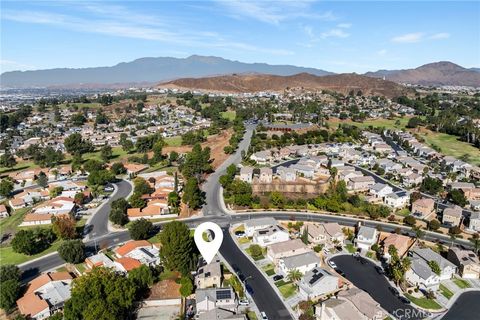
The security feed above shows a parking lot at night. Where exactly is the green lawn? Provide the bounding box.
[58,102,102,109]
[165,136,183,147]
[397,208,412,217]
[0,239,63,266]
[439,284,454,299]
[417,130,480,166]
[453,278,471,289]
[0,207,32,235]
[262,263,275,276]
[245,247,266,261]
[327,116,412,131]
[75,263,86,274]
[345,243,356,254]
[276,281,297,299]
[238,237,251,244]
[147,233,162,244]
[0,161,37,175]
[221,111,236,121]
[159,269,179,281]
[247,311,258,320]
[404,293,442,310]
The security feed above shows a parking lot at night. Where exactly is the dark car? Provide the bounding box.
[389,287,400,296]
[399,296,411,304]
[335,269,345,277]
[375,266,385,274]
[273,275,284,282]
[238,272,246,282]
[245,282,254,295]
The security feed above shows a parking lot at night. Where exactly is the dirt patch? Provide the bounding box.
[162,129,233,170]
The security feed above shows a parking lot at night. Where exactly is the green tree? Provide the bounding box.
[428,219,441,231]
[64,133,94,155]
[64,268,136,320]
[52,215,77,239]
[287,269,302,283]
[269,191,285,208]
[168,191,181,214]
[0,151,16,168]
[159,221,195,275]
[182,177,203,210]
[447,189,468,207]
[37,171,48,188]
[100,144,113,162]
[58,240,85,264]
[110,162,126,175]
[249,244,263,259]
[129,192,146,209]
[11,228,55,255]
[109,198,129,226]
[133,177,154,195]
[179,276,193,297]
[428,260,441,275]
[403,215,416,226]
[0,265,20,283]
[120,138,134,153]
[0,178,14,198]
[151,139,165,163]
[129,218,153,240]
[180,143,212,179]
[87,169,114,187]
[129,265,153,297]
[0,279,20,311]
[50,186,64,198]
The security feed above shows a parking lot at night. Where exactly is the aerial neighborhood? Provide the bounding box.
[1,61,480,320]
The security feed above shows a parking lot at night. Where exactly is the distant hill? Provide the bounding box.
[365,61,480,87]
[160,72,414,98]
[0,55,333,88]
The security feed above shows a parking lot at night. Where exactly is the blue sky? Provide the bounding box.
[1,0,479,73]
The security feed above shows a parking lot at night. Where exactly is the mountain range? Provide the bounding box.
[0,55,479,88]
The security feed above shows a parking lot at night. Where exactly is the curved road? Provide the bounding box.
[442,291,480,320]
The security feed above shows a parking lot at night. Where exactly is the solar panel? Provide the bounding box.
[216,289,232,300]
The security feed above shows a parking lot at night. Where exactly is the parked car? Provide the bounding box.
[238,272,246,282]
[245,282,254,295]
[389,287,400,297]
[260,311,268,320]
[375,266,385,274]
[273,275,284,282]
[239,298,249,306]
[399,296,411,304]
[235,231,246,237]
[327,260,337,269]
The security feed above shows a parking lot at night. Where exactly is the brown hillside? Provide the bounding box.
[159,73,414,98]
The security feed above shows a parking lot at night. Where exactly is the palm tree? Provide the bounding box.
[287,269,302,284]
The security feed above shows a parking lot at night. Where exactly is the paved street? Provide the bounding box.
[331,255,420,320]
[86,179,132,238]
[219,228,292,320]
[442,291,480,320]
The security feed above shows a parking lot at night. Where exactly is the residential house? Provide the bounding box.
[298,268,340,300]
[404,173,423,187]
[464,188,480,201]
[250,151,271,164]
[253,225,290,247]
[369,183,393,198]
[196,259,222,289]
[196,287,237,314]
[0,204,8,218]
[411,198,436,220]
[278,251,321,275]
[259,167,273,183]
[468,212,480,232]
[355,226,378,251]
[409,248,457,281]
[239,166,254,183]
[267,239,311,264]
[115,240,159,267]
[277,166,297,182]
[447,247,480,279]
[317,288,387,320]
[348,176,375,192]
[127,199,170,220]
[124,163,148,176]
[198,309,246,320]
[244,217,277,237]
[381,233,413,262]
[443,206,463,227]
[114,257,142,272]
[383,191,410,209]
[291,163,315,178]
[405,257,440,290]
[303,223,345,248]
[85,252,115,270]
[16,272,73,320]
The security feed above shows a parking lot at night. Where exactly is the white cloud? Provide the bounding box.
[430,32,450,40]
[215,0,336,25]
[2,5,291,57]
[321,28,350,39]
[337,23,351,29]
[391,32,424,43]
[0,59,37,72]
[377,49,387,56]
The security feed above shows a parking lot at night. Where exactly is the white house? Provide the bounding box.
[277,166,296,182]
[469,212,480,232]
[278,252,320,275]
[405,258,440,291]
[369,183,393,198]
[244,217,277,237]
[253,225,290,247]
[196,287,237,315]
[383,191,410,209]
[239,166,253,183]
[410,248,457,281]
[355,226,378,251]
[267,239,311,264]
[298,268,340,300]
[258,167,273,183]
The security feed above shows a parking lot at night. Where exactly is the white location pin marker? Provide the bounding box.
[194,222,223,265]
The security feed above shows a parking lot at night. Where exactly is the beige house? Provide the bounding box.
[347,176,375,192]
[195,260,222,289]
[411,198,436,220]
[443,206,463,227]
[266,239,311,264]
[259,167,273,183]
[447,248,480,279]
[303,222,344,247]
[381,233,414,262]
